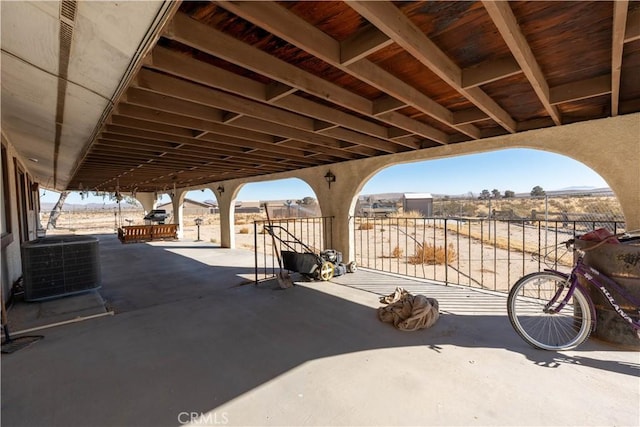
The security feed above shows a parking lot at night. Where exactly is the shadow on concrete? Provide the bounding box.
[2,235,638,427]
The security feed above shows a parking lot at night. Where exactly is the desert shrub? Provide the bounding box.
[238,227,250,234]
[408,242,457,265]
[359,222,375,230]
[391,245,403,258]
[389,210,423,219]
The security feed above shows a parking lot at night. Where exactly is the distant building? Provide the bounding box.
[234,200,261,214]
[158,198,215,217]
[266,200,321,218]
[403,193,433,217]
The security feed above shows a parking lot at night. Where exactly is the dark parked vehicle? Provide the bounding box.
[143,209,168,224]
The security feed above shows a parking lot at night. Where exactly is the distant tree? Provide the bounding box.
[504,190,515,198]
[479,189,491,200]
[530,186,546,197]
[47,191,70,230]
[296,196,316,206]
[491,189,501,199]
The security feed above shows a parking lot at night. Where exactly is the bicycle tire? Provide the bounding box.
[507,271,593,351]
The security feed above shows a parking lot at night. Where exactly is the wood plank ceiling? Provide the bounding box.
[68,1,640,194]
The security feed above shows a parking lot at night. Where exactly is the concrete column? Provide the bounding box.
[136,192,157,214]
[304,165,369,263]
[210,183,241,248]
[171,190,186,239]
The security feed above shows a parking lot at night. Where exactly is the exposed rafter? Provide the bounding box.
[40,0,637,194]
[612,0,629,116]
[215,1,471,141]
[483,1,561,125]
[347,0,517,133]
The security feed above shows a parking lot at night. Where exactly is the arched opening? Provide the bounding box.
[38,189,145,234]
[225,178,338,281]
[231,178,320,248]
[352,148,624,292]
[162,189,218,242]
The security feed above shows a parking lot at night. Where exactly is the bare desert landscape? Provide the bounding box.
[39,194,624,292]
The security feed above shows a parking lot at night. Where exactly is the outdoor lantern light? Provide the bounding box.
[195,217,203,242]
[217,185,224,195]
[324,171,336,188]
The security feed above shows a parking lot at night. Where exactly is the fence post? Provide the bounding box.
[444,219,448,285]
[254,220,258,285]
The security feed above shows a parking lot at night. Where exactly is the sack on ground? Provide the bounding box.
[378,287,439,331]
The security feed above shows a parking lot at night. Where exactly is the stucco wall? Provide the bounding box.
[1,135,27,298]
[193,114,639,258]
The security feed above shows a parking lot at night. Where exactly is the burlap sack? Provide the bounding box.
[378,287,440,331]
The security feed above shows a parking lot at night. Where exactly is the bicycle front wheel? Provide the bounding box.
[508,272,593,351]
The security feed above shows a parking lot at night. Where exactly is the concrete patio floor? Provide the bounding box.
[2,234,639,427]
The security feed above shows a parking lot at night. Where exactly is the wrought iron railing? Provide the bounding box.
[352,217,625,293]
[254,216,334,284]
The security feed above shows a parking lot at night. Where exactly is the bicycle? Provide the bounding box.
[507,231,640,351]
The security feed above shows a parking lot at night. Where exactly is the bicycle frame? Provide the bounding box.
[545,255,640,332]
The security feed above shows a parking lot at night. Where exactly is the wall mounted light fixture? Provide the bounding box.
[324,171,336,189]
[217,185,225,195]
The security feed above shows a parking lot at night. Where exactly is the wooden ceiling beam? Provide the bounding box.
[98,135,312,168]
[318,127,403,154]
[462,57,522,88]
[340,25,394,66]
[229,115,376,157]
[266,82,297,102]
[272,95,393,142]
[346,59,477,139]
[117,101,275,144]
[111,110,319,161]
[372,96,406,116]
[165,11,372,114]
[86,151,289,176]
[483,1,561,126]
[549,75,612,105]
[452,109,490,125]
[102,127,314,167]
[147,45,408,151]
[109,115,196,139]
[624,8,640,43]
[612,0,629,116]
[135,68,314,131]
[348,1,517,133]
[119,100,353,161]
[129,88,363,161]
[99,135,285,169]
[214,2,460,141]
[376,111,451,144]
[133,69,361,160]
[116,92,277,143]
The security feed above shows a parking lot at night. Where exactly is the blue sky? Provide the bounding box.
[41,148,608,204]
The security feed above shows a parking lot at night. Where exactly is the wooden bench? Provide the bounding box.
[151,224,179,240]
[118,224,178,243]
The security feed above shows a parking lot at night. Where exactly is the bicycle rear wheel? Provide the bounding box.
[508,272,593,350]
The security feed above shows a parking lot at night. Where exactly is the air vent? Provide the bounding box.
[21,236,101,301]
[59,21,74,53]
[60,0,77,23]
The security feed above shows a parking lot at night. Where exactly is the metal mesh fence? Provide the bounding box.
[430,190,624,232]
[355,190,626,293]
